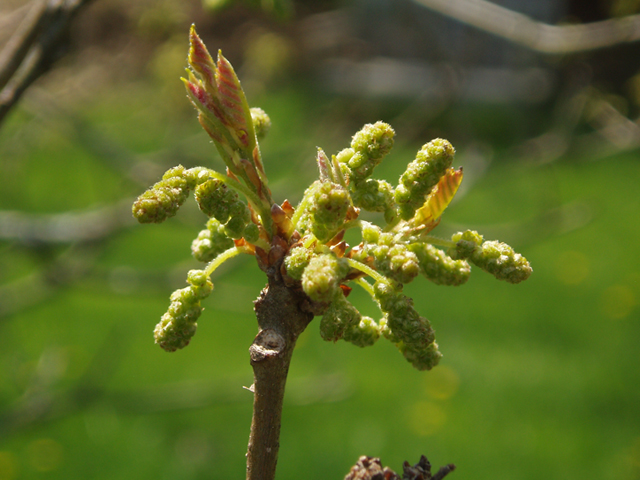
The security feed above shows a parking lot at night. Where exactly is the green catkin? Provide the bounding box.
[297,181,351,242]
[319,293,361,342]
[283,246,313,281]
[450,230,484,258]
[154,269,213,352]
[395,138,455,220]
[195,178,240,223]
[399,340,442,371]
[301,253,349,303]
[191,218,235,262]
[242,222,260,243]
[373,281,440,369]
[451,230,532,284]
[470,240,532,284]
[135,36,533,370]
[132,165,193,223]
[344,122,395,182]
[350,178,396,216]
[343,316,381,347]
[353,223,420,285]
[409,242,471,286]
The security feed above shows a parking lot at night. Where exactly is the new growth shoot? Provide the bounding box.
[132,25,532,370]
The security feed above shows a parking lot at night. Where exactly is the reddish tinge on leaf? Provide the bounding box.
[188,24,216,89]
[413,167,463,229]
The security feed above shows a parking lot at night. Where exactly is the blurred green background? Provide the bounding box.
[1,0,640,479]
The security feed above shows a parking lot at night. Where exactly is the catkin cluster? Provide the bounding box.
[278,122,531,370]
[134,85,532,370]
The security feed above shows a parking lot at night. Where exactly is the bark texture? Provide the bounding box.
[246,262,314,480]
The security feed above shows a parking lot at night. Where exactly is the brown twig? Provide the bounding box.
[246,260,314,480]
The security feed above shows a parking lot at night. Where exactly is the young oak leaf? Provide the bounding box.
[411,167,463,232]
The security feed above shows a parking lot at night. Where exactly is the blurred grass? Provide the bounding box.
[1,60,640,480]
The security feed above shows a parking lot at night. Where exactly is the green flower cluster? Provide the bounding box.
[395,139,455,220]
[296,181,352,242]
[450,230,532,284]
[250,107,271,139]
[350,225,420,285]
[339,121,395,182]
[320,293,381,347]
[132,165,198,223]
[276,123,531,370]
[350,222,470,286]
[282,246,313,281]
[374,282,441,371]
[191,218,235,262]
[300,253,349,303]
[154,269,213,352]
[408,242,471,286]
[336,122,397,223]
[195,178,259,241]
[134,36,533,370]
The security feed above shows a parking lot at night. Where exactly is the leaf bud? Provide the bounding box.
[250,107,271,139]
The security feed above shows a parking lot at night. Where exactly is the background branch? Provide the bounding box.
[0,0,95,125]
[411,0,640,54]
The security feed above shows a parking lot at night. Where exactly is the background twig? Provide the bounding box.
[0,0,95,125]
[411,0,640,54]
